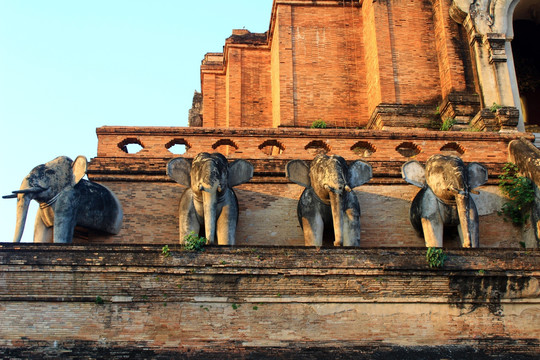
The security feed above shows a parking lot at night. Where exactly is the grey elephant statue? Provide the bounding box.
[401,154,488,248]
[167,152,253,245]
[3,156,123,243]
[286,154,372,247]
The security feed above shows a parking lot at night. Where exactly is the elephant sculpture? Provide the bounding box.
[286,154,372,247]
[167,152,253,245]
[401,154,488,248]
[3,156,123,243]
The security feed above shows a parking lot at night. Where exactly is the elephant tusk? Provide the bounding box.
[448,186,468,196]
[324,184,331,191]
[470,189,480,195]
[217,186,222,193]
[2,194,17,199]
[11,186,46,195]
[345,185,352,192]
[198,184,204,191]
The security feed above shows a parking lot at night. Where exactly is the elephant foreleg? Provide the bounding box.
[342,207,361,247]
[216,205,236,245]
[34,209,53,243]
[421,216,444,247]
[301,213,324,247]
[178,191,200,244]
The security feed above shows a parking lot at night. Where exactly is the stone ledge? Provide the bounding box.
[1,340,539,359]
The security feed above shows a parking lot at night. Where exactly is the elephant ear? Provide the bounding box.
[72,156,88,185]
[167,158,191,187]
[402,160,426,188]
[467,162,488,189]
[348,160,372,188]
[286,160,310,188]
[228,159,254,187]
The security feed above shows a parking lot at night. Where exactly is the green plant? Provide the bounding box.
[440,117,456,131]
[434,106,440,115]
[95,295,104,305]
[232,303,239,310]
[183,231,208,251]
[426,248,447,269]
[477,269,486,275]
[161,245,171,257]
[310,119,327,129]
[519,241,527,249]
[253,306,258,310]
[498,163,534,226]
[489,102,502,112]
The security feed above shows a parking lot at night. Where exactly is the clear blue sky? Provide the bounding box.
[0,0,273,242]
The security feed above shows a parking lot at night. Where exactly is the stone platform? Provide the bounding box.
[0,244,538,358]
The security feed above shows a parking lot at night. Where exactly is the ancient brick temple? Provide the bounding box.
[1,0,539,358]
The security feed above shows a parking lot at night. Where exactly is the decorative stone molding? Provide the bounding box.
[367,104,436,130]
[451,0,523,130]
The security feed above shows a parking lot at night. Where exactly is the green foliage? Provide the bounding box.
[183,231,208,251]
[426,248,447,269]
[95,295,104,305]
[440,117,456,131]
[161,245,171,257]
[489,102,502,112]
[232,303,239,310]
[310,119,327,129]
[498,163,534,226]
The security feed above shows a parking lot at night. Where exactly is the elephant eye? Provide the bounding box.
[45,169,56,175]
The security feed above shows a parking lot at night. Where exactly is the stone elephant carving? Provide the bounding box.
[167,152,253,245]
[286,154,372,247]
[3,156,123,243]
[401,154,488,248]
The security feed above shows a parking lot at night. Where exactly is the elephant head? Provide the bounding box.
[402,154,488,247]
[286,154,372,247]
[3,156,123,243]
[167,152,253,245]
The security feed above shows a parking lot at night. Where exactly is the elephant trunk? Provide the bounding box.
[202,187,218,245]
[13,179,35,243]
[456,193,479,248]
[329,191,345,247]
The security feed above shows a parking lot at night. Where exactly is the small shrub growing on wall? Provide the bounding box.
[310,119,327,129]
[440,117,456,131]
[183,232,207,251]
[498,162,535,226]
[426,248,447,269]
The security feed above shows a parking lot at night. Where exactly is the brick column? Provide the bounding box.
[362,0,397,117]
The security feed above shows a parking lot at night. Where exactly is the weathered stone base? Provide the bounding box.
[0,245,538,358]
[1,340,538,359]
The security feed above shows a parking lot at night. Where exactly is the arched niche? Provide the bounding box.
[258,140,285,155]
[118,138,144,154]
[395,142,421,158]
[165,139,192,155]
[305,140,331,155]
[440,142,465,156]
[351,141,376,158]
[212,139,239,155]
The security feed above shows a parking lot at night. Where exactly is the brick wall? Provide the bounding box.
[200,0,477,129]
[1,245,538,357]
[85,126,533,247]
